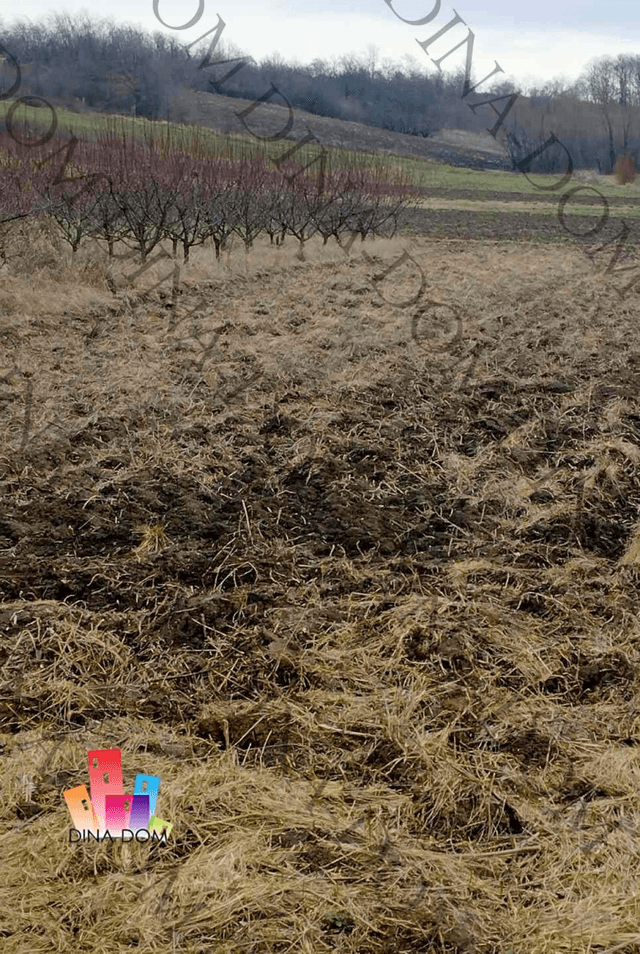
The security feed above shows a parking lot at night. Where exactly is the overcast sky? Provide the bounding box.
[4,0,640,91]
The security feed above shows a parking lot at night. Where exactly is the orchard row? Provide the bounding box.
[0,130,420,261]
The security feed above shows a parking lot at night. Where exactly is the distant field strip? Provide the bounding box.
[417,197,640,218]
[402,161,640,196]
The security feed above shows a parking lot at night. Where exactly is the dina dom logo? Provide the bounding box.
[63,748,173,843]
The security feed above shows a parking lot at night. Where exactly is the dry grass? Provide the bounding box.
[1,215,640,954]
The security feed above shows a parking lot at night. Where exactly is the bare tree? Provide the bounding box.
[365,44,379,80]
[579,56,626,170]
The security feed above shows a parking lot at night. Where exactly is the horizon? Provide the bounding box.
[2,2,639,95]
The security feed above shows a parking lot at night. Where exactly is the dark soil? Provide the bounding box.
[400,205,640,249]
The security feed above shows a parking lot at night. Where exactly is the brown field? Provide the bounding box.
[2,166,640,954]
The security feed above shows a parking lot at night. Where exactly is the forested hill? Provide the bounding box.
[0,12,503,136]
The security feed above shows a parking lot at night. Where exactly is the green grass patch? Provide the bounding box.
[393,151,640,198]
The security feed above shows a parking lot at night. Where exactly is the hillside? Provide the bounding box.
[188,89,511,170]
[3,83,510,173]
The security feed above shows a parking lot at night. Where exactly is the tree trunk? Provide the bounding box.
[606,115,616,173]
